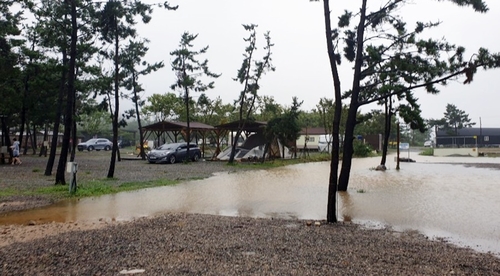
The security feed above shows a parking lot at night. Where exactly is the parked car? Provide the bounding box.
[147,142,201,164]
[424,140,433,147]
[77,138,113,151]
[118,140,132,148]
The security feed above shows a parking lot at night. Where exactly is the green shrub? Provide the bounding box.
[353,140,372,157]
[420,148,434,156]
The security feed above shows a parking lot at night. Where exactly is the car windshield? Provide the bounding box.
[158,144,179,150]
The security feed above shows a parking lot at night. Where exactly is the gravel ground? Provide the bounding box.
[1,151,500,275]
[1,213,500,275]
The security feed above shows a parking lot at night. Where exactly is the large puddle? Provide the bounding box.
[1,154,499,255]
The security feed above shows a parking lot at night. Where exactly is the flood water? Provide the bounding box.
[1,154,499,255]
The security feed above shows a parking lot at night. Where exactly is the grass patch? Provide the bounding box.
[116,179,178,190]
[0,188,18,197]
[228,153,332,169]
[357,189,366,193]
[34,185,70,195]
[420,148,434,156]
[1,178,182,200]
[73,178,180,197]
[32,168,41,173]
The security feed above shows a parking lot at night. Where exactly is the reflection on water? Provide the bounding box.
[1,155,499,254]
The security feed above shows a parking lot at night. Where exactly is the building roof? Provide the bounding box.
[142,121,214,132]
[215,120,267,132]
[436,127,500,137]
[300,127,329,135]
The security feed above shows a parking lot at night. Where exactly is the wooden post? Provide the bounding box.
[396,123,400,170]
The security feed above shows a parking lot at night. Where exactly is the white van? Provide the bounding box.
[318,135,333,152]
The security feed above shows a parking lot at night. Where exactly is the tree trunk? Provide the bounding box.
[185,86,190,161]
[55,0,77,185]
[281,140,285,159]
[19,76,28,153]
[380,98,392,166]
[133,72,146,160]
[45,19,68,176]
[338,105,358,191]
[0,117,10,164]
[40,124,49,157]
[260,142,269,163]
[23,123,32,155]
[70,119,76,162]
[31,124,37,154]
[228,91,247,164]
[337,0,367,192]
[229,128,243,163]
[107,27,119,178]
[323,0,343,223]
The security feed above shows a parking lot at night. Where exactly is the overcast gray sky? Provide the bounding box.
[134,0,500,127]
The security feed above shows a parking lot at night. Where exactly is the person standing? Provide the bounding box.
[10,138,21,165]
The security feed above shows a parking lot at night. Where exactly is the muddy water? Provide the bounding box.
[1,154,499,254]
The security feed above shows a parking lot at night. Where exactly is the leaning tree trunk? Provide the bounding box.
[337,0,367,192]
[338,105,358,191]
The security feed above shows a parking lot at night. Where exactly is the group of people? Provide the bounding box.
[10,138,21,165]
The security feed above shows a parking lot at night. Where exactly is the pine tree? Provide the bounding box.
[170,32,220,161]
[315,0,500,222]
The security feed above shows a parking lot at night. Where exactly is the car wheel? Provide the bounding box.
[87,146,94,151]
[168,155,176,164]
[104,145,111,151]
[192,153,200,162]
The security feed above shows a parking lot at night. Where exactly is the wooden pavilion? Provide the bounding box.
[141,119,286,160]
[141,121,215,157]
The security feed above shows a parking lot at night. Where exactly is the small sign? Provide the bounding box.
[66,162,78,173]
[66,162,73,173]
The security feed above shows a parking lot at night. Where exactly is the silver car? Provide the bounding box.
[147,143,201,164]
[77,138,113,151]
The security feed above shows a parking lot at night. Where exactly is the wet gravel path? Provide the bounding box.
[1,213,500,275]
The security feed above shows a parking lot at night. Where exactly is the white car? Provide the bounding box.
[77,138,113,151]
[424,141,433,147]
